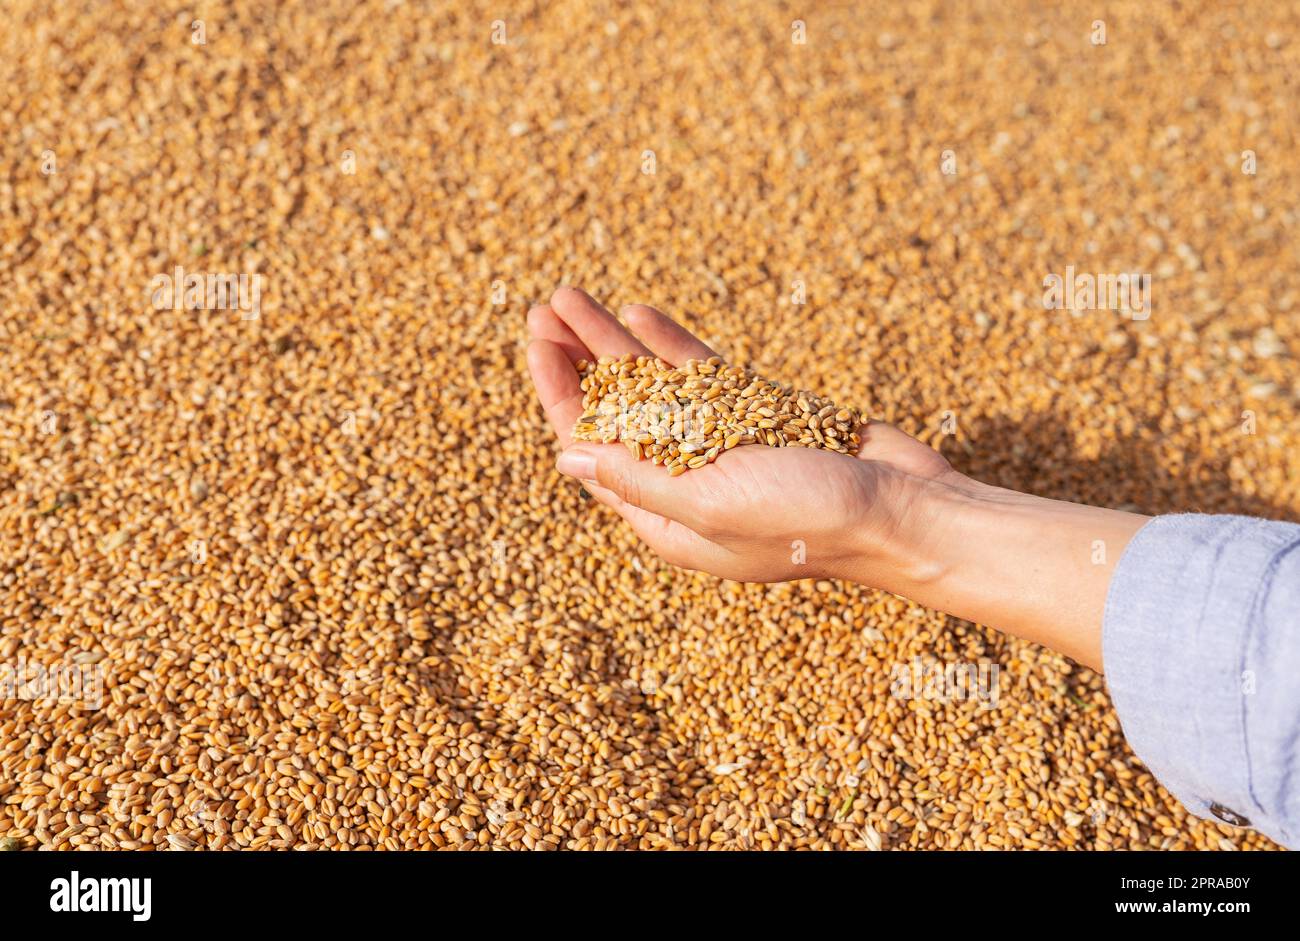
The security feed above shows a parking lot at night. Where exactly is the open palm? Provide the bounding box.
[526,287,957,582]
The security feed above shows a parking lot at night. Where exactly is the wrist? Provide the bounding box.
[842,467,983,594]
[850,469,1149,671]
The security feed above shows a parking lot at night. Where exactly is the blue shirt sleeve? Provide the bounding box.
[1103,513,1300,849]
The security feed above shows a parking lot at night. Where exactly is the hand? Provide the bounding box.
[528,286,1149,670]
[526,287,963,584]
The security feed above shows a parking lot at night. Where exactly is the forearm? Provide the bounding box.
[851,474,1150,671]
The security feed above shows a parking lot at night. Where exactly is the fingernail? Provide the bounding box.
[557,449,597,480]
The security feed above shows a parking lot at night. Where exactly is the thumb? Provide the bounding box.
[557,444,704,525]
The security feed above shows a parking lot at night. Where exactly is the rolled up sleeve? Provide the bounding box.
[1103,513,1300,848]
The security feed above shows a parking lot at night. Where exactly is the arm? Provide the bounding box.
[853,475,1149,671]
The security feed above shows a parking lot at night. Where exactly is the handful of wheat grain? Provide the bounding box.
[572,355,863,475]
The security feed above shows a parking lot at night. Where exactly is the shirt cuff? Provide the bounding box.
[1103,513,1299,846]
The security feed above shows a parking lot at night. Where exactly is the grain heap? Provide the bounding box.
[1,0,1296,852]
[573,355,863,474]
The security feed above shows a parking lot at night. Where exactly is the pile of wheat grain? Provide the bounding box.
[0,0,1295,850]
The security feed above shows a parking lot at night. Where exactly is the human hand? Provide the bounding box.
[526,287,964,584]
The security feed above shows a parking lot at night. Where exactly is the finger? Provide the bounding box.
[621,304,719,365]
[526,339,586,447]
[526,338,638,508]
[613,501,733,572]
[555,442,719,531]
[550,286,653,358]
[548,444,729,568]
[855,420,951,477]
[855,421,912,453]
[526,303,589,364]
[570,465,669,530]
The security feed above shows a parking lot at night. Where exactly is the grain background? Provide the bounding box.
[0,0,1296,850]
